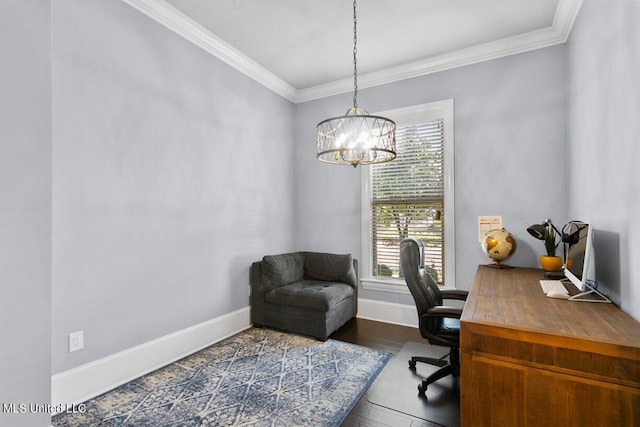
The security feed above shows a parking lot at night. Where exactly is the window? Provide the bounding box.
[361,100,454,292]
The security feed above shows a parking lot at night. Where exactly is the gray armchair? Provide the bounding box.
[250,251,358,340]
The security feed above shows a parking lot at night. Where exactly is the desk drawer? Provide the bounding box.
[469,333,640,387]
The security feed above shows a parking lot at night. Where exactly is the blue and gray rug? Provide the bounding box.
[52,327,391,426]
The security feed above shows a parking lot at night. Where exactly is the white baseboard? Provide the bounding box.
[51,306,251,407]
[356,298,418,328]
[51,301,414,408]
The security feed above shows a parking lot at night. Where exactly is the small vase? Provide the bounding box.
[539,255,563,272]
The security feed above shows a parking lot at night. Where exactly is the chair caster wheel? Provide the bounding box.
[409,360,416,370]
[418,383,427,395]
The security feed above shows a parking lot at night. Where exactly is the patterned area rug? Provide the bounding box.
[52,328,391,427]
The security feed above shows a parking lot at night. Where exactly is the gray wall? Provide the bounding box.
[51,0,295,373]
[566,0,640,320]
[294,46,568,303]
[0,1,52,426]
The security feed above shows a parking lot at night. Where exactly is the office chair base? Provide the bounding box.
[411,348,460,395]
[409,355,448,370]
[417,363,455,394]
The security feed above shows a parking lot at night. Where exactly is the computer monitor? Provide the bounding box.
[563,221,591,291]
[563,222,610,302]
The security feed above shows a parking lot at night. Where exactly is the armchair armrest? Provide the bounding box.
[440,288,468,301]
[425,306,463,319]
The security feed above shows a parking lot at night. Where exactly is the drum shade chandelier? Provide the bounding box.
[316,0,396,167]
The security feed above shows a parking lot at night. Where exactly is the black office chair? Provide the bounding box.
[399,238,468,394]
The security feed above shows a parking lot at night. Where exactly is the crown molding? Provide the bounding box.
[121,0,298,102]
[121,0,583,104]
[297,0,583,103]
[554,0,584,40]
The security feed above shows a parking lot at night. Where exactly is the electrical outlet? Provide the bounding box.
[69,330,84,352]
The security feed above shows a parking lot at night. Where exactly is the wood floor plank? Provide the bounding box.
[332,318,451,427]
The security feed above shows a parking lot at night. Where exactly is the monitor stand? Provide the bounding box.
[569,283,611,303]
[544,271,564,280]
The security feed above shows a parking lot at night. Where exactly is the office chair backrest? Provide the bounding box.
[400,238,443,318]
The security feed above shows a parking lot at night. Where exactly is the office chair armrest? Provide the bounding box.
[425,306,463,319]
[440,288,468,301]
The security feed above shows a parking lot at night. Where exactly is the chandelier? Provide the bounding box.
[316,0,396,167]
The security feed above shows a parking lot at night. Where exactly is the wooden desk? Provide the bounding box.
[460,265,640,427]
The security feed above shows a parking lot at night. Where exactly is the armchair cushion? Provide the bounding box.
[262,253,304,291]
[302,252,357,288]
[265,280,354,312]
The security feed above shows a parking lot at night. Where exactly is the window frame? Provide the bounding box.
[360,99,455,293]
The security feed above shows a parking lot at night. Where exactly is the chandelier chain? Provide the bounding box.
[352,0,358,109]
[315,0,396,167]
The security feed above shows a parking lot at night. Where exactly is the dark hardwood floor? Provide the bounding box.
[331,318,446,427]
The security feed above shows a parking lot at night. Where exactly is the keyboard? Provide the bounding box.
[539,280,568,295]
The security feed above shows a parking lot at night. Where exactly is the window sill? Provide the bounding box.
[360,278,411,294]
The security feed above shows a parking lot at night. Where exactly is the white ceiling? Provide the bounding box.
[124,0,583,102]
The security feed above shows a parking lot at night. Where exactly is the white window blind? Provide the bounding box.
[369,119,445,283]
